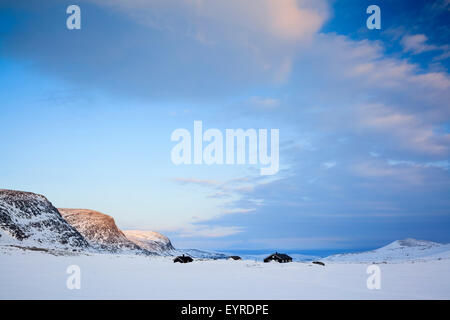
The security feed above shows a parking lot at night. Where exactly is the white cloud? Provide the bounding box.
[401,34,437,54]
[292,34,450,157]
[248,96,280,109]
[356,104,450,155]
[221,208,256,214]
[388,159,450,170]
[171,224,244,238]
[400,33,450,61]
[173,177,220,186]
[322,161,337,169]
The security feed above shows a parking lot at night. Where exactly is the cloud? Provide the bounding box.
[351,157,450,190]
[280,33,450,157]
[221,208,256,215]
[173,177,220,186]
[167,224,244,238]
[401,34,437,54]
[171,174,278,234]
[188,24,450,242]
[175,175,275,198]
[353,160,426,185]
[96,0,327,42]
[428,0,450,13]
[247,236,350,249]
[89,0,329,81]
[0,0,329,100]
[388,159,450,170]
[248,96,280,109]
[322,161,336,169]
[3,0,450,248]
[400,33,450,60]
[356,104,450,155]
[305,34,450,92]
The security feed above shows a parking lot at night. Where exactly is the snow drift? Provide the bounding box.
[1,248,450,299]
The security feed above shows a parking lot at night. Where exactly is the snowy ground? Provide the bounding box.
[1,247,449,299]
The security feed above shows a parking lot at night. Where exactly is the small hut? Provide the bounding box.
[264,252,292,263]
[229,255,242,261]
[173,254,193,263]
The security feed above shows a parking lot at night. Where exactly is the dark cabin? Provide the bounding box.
[173,254,193,263]
[264,252,292,263]
[229,256,242,261]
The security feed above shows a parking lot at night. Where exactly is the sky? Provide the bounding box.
[1,0,449,251]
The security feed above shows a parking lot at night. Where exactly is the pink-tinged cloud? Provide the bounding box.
[357,104,450,155]
[91,0,329,81]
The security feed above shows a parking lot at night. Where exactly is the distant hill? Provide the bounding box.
[325,238,450,263]
[175,248,228,260]
[123,230,176,255]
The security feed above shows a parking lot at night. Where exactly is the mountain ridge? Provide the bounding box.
[59,208,151,254]
[324,238,450,263]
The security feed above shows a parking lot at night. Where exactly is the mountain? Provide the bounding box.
[325,238,450,263]
[123,230,176,255]
[0,189,234,259]
[59,208,148,254]
[0,189,89,251]
[176,248,228,260]
[123,230,228,258]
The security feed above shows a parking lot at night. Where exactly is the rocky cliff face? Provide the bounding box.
[123,230,176,255]
[0,189,178,256]
[59,208,149,254]
[0,189,89,250]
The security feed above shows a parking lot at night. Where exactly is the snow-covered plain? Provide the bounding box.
[1,246,449,299]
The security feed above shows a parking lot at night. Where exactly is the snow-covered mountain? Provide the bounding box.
[0,188,219,257]
[123,230,176,255]
[123,230,228,258]
[0,190,89,251]
[176,248,228,259]
[325,238,450,263]
[59,208,149,254]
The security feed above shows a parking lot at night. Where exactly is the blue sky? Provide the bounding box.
[1,0,449,251]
